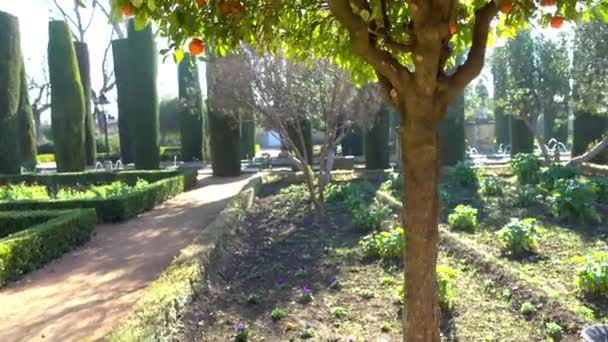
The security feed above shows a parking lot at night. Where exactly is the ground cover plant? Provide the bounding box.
[0,179,149,201]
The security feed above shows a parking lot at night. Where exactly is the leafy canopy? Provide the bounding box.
[110,0,606,84]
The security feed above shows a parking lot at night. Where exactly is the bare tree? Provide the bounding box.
[210,48,382,219]
[27,61,51,142]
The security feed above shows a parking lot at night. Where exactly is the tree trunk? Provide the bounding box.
[401,103,441,342]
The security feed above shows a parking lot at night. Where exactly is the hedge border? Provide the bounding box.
[0,209,96,287]
[107,175,262,341]
[0,170,198,222]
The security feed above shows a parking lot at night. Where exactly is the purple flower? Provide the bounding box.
[299,264,307,272]
[304,322,312,329]
[601,246,607,252]
[235,324,247,333]
[276,278,286,286]
[329,275,338,284]
[302,287,313,296]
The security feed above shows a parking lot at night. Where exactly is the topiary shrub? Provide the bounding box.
[450,162,478,188]
[359,225,404,259]
[447,204,478,231]
[573,251,608,298]
[510,153,542,185]
[497,218,541,256]
[436,266,457,311]
[352,199,392,231]
[548,178,600,223]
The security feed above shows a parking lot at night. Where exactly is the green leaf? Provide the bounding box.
[173,49,185,64]
[147,0,157,11]
[132,0,144,8]
[134,12,150,30]
[359,9,371,23]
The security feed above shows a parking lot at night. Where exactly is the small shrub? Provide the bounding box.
[301,287,314,303]
[359,226,405,259]
[352,199,391,231]
[299,323,315,339]
[234,324,250,342]
[0,183,49,201]
[513,184,540,207]
[591,177,608,205]
[437,266,457,311]
[479,176,503,196]
[380,172,402,195]
[381,321,393,333]
[539,164,580,191]
[573,251,608,298]
[510,153,542,184]
[381,276,396,286]
[270,308,286,322]
[520,302,536,316]
[447,205,478,231]
[451,162,479,188]
[545,322,562,341]
[497,218,541,256]
[330,306,347,318]
[548,178,600,223]
[356,288,375,299]
[324,182,357,202]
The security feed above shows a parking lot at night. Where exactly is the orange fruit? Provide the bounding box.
[121,3,134,16]
[550,15,564,29]
[500,0,513,14]
[189,38,206,56]
[449,24,457,35]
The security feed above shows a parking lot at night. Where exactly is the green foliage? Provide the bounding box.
[17,65,37,168]
[479,176,503,196]
[56,179,149,200]
[572,112,608,163]
[0,183,48,201]
[0,11,23,175]
[439,93,465,166]
[381,321,393,333]
[0,209,96,286]
[548,178,600,223]
[127,20,160,169]
[323,181,358,203]
[364,104,390,170]
[359,226,404,259]
[510,153,542,185]
[519,302,536,316]
[352,199,391,231]
[178,54,205,162]
[74,42,96,166]
[380,172,402,196]
[112,38,134,164]
[240,117,255,160]
[544,322,562,341]
[513,184,540,207]
[270,308,286,322]
[48,20,86,172]
[497,218,541,256]
[573,251,608,298]
[330,306,347,318]
[591,177,608,204]
[436,266,457,311]
[0,210,57,239]
[448,204,478,231]
[539,164,580,192]
[450,162,478,188]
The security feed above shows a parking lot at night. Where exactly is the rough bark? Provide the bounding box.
[74,42,97,166]
[567,135,608,166]
[48,20,86,172]
[0,11,22,174]
[112,38,133,164]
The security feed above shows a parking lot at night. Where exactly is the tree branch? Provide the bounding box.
[444,1,497,100]
[566,134,608,166]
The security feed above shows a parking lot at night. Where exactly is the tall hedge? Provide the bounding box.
[573,111,608,163]
[127,20,160,169]
[112,38,133,164]
[364,104,390,169]
[510,117,534,156]
[18,64,37,168]
[341,125,363,156]
[240,115,256,160]
[48,20,86,172]
[286,118,313,165]
[177,53,204,162]
[0,11,22,175]
[74,42,96,165]
[495,111,511,148]
[206,56,241,177]
[439,93,465,166]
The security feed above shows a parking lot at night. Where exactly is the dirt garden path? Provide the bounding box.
[0,173,254,342]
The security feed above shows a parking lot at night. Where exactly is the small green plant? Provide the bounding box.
[510,153,542,184]
[356,288,376,299]
[324,182,358,202]
[497,218,541,256]
[483,279,496,294]
[479,176,503,196]
[437,266,457,311]
[513,184,540,207]
[573,251,608,298]
[270,308,286,322]
[0,183,49,201]
[549,178,600,223]
[299,323,315,339]
[246,293,260,305]
[448,205,478,231]
[520,302,536,316]
[539,164,580,191]
[331,306,347,318]
[352,199,392,231]
[328,275,342,290]
[234,324,250,342]
[359,226,405,259]
[381,321,393,333]
[451,162,479,188]
[545,322,562,341]
[592,177,608,204]
[381,276,396,286]
[380,172,402,195]
[301,287,314,303]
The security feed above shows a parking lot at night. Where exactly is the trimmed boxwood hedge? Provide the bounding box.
[0,170,197,222]
[0,210,58,238]
[0,209,96,286]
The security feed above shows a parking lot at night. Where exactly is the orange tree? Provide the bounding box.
[110,0,605,340]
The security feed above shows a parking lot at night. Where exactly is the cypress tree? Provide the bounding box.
[240,115,256,160]
[510,117,534,155]
[0,11,22,174]
[127,20,160,169]
[573,111,608,163]
[341,125,363,156]
[18,64,37,168]
[364,104,390,169]
[206,55,241,176]
[286,118,313,165]
[112,38,134,164]
[177,53,204,161]
[439,93,465,166]
[74,42,96,165]
[495,111,511,147]
[48,20,86,172]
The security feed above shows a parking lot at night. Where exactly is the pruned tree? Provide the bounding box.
[117,0,605,339]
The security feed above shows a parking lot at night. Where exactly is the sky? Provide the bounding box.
[0,0,207,123]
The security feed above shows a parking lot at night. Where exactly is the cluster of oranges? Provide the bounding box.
[499,0,564,29]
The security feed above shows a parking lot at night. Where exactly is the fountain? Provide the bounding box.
[114,160,124,170]
[95,161,103,171]
[104,160,113,172]
[173,155,178,168]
